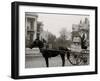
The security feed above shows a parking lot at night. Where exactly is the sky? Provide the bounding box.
[37,13,89,38]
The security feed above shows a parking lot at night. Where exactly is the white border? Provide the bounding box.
[19,5,95,76]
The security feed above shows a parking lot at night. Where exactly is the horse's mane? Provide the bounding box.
[30,39,44,49]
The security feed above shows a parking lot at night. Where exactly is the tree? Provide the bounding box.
[59,28,68,41]
[48,32,56,43]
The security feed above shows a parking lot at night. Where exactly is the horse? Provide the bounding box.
[29,39,70,67]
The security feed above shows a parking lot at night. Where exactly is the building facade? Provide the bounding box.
[25,12,38,47]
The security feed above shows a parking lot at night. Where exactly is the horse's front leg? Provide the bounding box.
[44,57,49,67]
[60,54,65,66]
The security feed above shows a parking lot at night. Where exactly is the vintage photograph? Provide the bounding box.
[25,12,90,68]
[11,2,97,79]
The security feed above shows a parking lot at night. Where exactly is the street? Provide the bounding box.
[25,55,72,68]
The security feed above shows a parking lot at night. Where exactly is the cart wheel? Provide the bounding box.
[68,53,82,65]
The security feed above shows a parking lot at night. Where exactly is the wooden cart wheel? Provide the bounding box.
[68,52,83,65]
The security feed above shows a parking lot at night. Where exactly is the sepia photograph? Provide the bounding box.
[11,2,97,79]
[25,12,90,68]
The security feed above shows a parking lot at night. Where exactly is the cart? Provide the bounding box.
[68,49,89,65]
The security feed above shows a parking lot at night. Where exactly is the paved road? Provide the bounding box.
[25,55,88,68]
[25,53,89,68]
[25,48,89,68]
[25,55,72,68]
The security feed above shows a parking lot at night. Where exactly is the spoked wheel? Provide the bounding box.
[68,52,83,65]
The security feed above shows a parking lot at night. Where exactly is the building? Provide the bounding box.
[25,13,46,56]
[37,21,44,40]
[71,18,89,51]
[79,18,89,41]
[25,12,38,47]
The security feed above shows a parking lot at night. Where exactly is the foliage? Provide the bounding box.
[59,28,68,41]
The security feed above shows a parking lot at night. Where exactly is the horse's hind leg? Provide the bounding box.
[44,57,49,67]
[60,54,65,66]
[67,52,70,60]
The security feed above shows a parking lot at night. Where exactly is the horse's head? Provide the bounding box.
[29,39,44,49]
